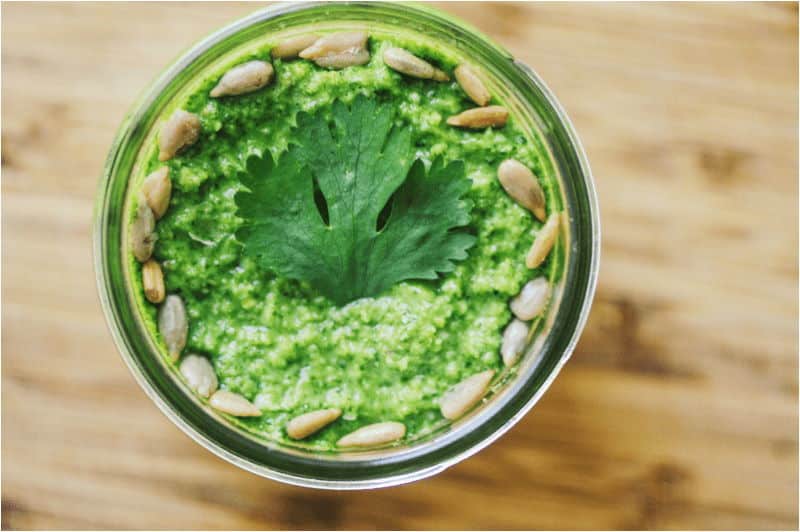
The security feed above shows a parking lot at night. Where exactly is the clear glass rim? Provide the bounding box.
[93,1,600,489]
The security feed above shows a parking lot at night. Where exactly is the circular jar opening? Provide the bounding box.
[94,1,599,489]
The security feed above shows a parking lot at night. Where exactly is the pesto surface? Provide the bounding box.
[132,33,556,449]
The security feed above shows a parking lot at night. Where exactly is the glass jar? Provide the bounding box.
[93,1,599,489]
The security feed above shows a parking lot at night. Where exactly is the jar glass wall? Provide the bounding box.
[93,2,599,488]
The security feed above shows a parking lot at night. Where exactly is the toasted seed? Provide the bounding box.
[446,105,508,129]
[141,167,172,220]
[209,390,261,417]
[131,199,156,262]
[158,294,188,361]
[314,49,371,69]
[454,64,491,106]
[526,213,560,268]
[383,47,449,81]
[501,319,530,366]
[158,110,200,161]
[142,259,165,304]
[300,31,367,58]
[210,60,274,98]
[440,370,495,420]
[299,31,370,68]
[337,422,406,447]
[287,408,342,439]
[271,34,320,59]
[179,354,218,398]
[497,159,546,221]
[510,278,550,321]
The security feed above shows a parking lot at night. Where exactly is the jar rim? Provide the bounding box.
[93,1,600,489]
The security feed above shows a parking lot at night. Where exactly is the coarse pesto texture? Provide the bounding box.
[133,34,557,449]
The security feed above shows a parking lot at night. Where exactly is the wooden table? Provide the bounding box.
[2,3,797,529]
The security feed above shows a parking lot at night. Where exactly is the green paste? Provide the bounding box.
[131,32,562,450]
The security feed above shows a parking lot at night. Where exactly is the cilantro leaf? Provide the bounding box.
[234,95,475,304]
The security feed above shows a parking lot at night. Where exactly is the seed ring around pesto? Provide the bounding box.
[133,30,559,449]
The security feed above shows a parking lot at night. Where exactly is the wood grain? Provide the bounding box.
[2,2,797,530]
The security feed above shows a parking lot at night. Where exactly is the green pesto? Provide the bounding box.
[130,33,560,450]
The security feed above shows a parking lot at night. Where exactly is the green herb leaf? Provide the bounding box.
[234,95,475,304]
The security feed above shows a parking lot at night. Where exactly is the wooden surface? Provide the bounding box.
[2,2,798,530]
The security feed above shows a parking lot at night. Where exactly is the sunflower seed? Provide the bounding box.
[446,105,508,129]
[337,421,406,447]
[497,159,546,221]
[271,34,320,60]
[526,213,560,268]
[501,319,529,366]
[209,390,261,417]
[299,31,370,68]
[454,64,491,106]
[158,294,188,361]
[314,49,371,69]
[299,31,367,58]
[179,354,218,398]
[383,47,449,81]
[158,110,200,161]
[141,167,172,220]
[510,278,550,321]
[210,60,274,98]
[439,370,494,420]
[142,259,165,304]
[287,408,342,439]
[131,199,156,262]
